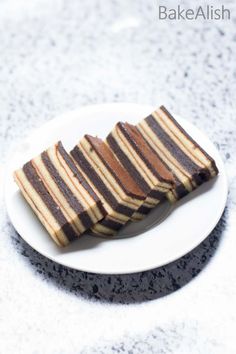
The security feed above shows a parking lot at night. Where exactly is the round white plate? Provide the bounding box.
[5,103,228,274]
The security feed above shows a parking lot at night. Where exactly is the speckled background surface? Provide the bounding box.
[1,0,236,353]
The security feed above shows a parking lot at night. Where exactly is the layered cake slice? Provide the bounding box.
[14,141,106,246]
[70,135,146,236]
[137,106,218,198]
[107,122,175,216]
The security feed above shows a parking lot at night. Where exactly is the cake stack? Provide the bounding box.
[108,106,218,203]
[71,135,146,236]
[14,106,218,246]
[137,106,218,192]
[14,142,106,246]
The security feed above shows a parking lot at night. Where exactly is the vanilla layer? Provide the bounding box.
[71,151,130,224]
[113,126,171,192]
[138,120,194,191]
[14,169,70,247]
[90,219,124,236]
[131,211,144,221]
[32,155,85,234]
[80,138,144,211]
[154,109,217,177]
[112,127,157,189]
[51,145,103,223]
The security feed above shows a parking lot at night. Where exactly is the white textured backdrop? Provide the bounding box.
[1,1,236,353]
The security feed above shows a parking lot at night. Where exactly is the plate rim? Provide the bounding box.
[4,103,228,274]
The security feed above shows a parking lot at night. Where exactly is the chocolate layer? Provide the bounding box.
[174,181,189,199]
[41,151,93,230]
[71,146,135,217]
[107,134,151,195]
[136,204,152,215]
[146,115,211,185]
[23,162,78,242]
[138,132,190,197]
[160,106,219,175]
[98,218,124,231]
[117,122,174,183]
[84,135,145,200]
[148,189,166,200]
[57,141,106,217]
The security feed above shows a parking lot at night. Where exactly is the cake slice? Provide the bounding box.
[14,141,106,246]
[107,122,175,216]
[70,135,146,236]
[137,106,218,198]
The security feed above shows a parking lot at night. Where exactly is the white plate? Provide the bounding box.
[5,103,228,274]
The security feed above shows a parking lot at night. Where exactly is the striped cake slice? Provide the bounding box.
[107,122,175,217]
[70,135,146,236]
[14,141,106,247]
[137,106,218,198]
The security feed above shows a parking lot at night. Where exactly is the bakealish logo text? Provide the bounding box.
[158,5,231,20]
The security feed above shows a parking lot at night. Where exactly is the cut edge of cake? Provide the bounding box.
[137,105,218,200]
[106,121,176,218]
[71,135,147,236]
[14,141,107,246]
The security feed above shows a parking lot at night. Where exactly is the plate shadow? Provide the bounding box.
[9,208,227,304]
